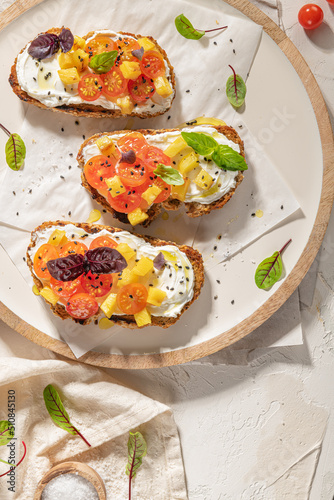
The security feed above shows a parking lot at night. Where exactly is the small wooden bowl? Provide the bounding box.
[34,461,106,500]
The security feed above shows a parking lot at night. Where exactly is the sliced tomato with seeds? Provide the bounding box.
[59,241,88,258]
[143,146,172,170]
[117,132,149,155]
[140,50,165,79]
[84,155,117,191]
[33,244,59,280]
[116,158,149,187]
[65,293,99,320]
[128,75,155,103]
[85,36,118,59]
[89,236,118,250]
[50,276,83,298]
[101,67,128,98]
[117,283,148,314]
[81,271,114,298]
[107,188,143,214]
[117,37,140,62]
[151,176,171,203]
[78,74,103,102]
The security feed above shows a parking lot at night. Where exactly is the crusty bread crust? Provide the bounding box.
[77,125,245,226]
[27,220,204,328]
[9,28,176,119]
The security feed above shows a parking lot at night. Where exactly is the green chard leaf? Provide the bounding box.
[211,145,248,171]
[175,14,205,40]
[254,239,292,290]
[181,131,218,155]
[154,163,184,185]
[5,133,26,171]
[226,65,246,108]
[89,50,118,73]
[126,431,147,479]
[43,384,91,447]
[0,421,14,446]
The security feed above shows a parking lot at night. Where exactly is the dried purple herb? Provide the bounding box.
[84,247,127,274]
[28,33,59,59]
[58,28,74,53]
[131,46,144,60]
[153,252,165,270]
[120,149,136,164]
[47,254,84,282]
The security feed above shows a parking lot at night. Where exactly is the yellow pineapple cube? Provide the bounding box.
[95,136,116,157]
[100,292,118,317]
[117,268,138,287]
[116,96,135,115]
[134,307,151,327]
[127,208,149,226]
[116,243,136,262]
[178,151,199,176]
[133,256,154,277]
[141,185,162,205]
[70,49,89,72]
[58,52,74,69]
[105,175,126,197]
[164,136,187,158]
[73,35,86,50]
[147,287,167,306]
[58,67,80,84]
[137,37,156,51]
[48,229,67,246]
[194,169,214,190]
[171,177,190,202]
[40,286,59,306]
[161,250,177,262]
[153,76,173,97]
[120,61,141,80]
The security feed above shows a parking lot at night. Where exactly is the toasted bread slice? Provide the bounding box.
[77,124,245,227]
[9,28,175,119]
[27,221,204,328]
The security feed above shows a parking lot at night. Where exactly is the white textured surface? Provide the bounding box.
[0,1,334,500]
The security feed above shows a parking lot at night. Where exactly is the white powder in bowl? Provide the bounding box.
[41,472,100,500]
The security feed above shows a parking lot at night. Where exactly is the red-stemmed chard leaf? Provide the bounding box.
[175,14,228,40]
[0,441,27,478]
[84,247,127,274]
[153,252,165,270]
[254,239,292,290]
[47,254,84,282]
[121,149,136,164]
[132,47,144,60]
[226,65,246,108]
[28,33,59,59]
[58,28,74,53]
[126,431,147,500]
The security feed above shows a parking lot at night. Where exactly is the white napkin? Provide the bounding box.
[0,355,187,500]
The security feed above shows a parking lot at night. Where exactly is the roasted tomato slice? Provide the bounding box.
[33,244,59,280]
[117,132,149,155]
[128,75,155,103]
[117,283,148,314]
[50,276,83,298]
[78,74,103,102]
[144,146,172,170]
[150,175,171,203]
[84,155,117,191]
[117,37,140,62]
[89,236,118,250]
[85,36,118,59]
[81,271,114,298]
[65,293,99,320]
[101,67,128,98]
[59,241,88,258]
[116,158,149,187]
[140,50,165,79]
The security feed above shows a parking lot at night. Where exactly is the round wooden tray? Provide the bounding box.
[0,0,333,368]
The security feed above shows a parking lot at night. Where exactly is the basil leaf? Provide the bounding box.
[154,164,184,186]
[58,28,74,53]
[47,254,84,282]
[126,431,147,479]
[211,145,248,171]
[181,131,218,155]
[84,247,127,274]
[89,51,118,74]
[226,68,246,108]
[0,421,14,446]
[254,252,283,290]
[5,133,26,171]
[175,14,205,40]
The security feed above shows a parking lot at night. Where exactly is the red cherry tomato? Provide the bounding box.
[33,244,59,280]
[81,271,114,298]
[298,4,324,29]
[107,186,143,213]
[65,293,99,320]
[143,146,172,170]
[50,276,83,298]
[59,241,88,257]
[326,0,334,4]
[101,67,128,98]
[128,75,155,103]
[150,175,171,203]
[78,74,103,101]
[140,50,165,79]
[89,236,118,250]
[117,132,149,155]
[117,37,140,62]
[117,283,148,314]
[84,155,117,192]
[116,158,149,187]
[85,36,118,59]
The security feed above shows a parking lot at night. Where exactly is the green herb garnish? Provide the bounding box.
[181,131,248,171]
[0,123,26,171]
[89,50,118,74]
[126,431,147,500]
[175,14,228,40]
[254,239,292,290]
[226,65,246,108]
[0,421,27,477]
[154,163,184,185]
[43,384,91,447]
